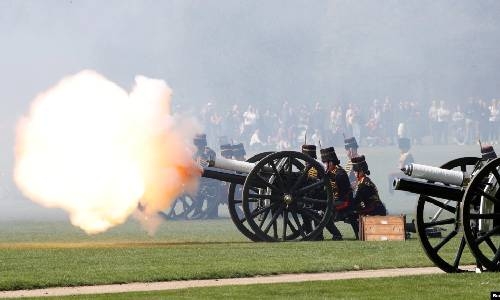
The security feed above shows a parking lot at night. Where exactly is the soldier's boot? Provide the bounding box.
[350,220,360,240]
[325,220,343,241]
[314,229,325,241]
[332,235,343,241]
[206,203,219,219]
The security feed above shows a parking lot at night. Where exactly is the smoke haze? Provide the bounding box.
[1,1,500,220]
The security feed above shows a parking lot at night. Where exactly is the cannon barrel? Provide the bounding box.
[208,156,258,174]
[201,167,246,185]
[401,163,470,186]
[201,156,272,185]
[393,177,464,201]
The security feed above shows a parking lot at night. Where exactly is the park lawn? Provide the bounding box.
[0,219,477,291]
[16,272,500,300]
[0,145,484,292]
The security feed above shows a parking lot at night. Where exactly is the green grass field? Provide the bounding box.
[1,144,496,299]
[17,273,500,300]
[0,219,479,292]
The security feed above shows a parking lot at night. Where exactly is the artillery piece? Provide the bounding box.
[162,181,220,220]
[393,156,500,273]
[201,151,334,242]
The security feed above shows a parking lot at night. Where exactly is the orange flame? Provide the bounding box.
[13,70,202,234]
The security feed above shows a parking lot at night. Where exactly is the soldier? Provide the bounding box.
[351,155,387,216]
[216,144,234,216]
[397,137,414,169]
[220,144,233,159]
[320,146,358,240]
[194,134,216,161]
[193,134,218,219]
[232,143,246,161]
[481,144,497,160]
[471,143,498,173]
[344,136,359,187]
[300,144,321,239]
[388,137,414,194]
[302,144,319,178]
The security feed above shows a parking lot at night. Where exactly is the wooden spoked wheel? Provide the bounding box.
[416,157,480,273]
[227,152,274,241]
[461,157,500,271]
[242,151,332,242]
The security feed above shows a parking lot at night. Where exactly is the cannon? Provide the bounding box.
[163,143,253,220]
[161,177,223,220]
[189,150,334,242]
[393,156,500,272]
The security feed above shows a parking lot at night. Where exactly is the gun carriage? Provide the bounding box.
[393,156,500,273]
[168,151,334,242]
[162,181,220,220]
[206,151,334,242]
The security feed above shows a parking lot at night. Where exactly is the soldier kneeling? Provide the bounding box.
[351,155,387,216]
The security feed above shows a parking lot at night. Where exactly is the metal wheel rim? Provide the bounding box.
[227,152,274,241]
[242,151,332,242]
[461,157,500,271]
[161,194,196,220]
[416,156,479,273]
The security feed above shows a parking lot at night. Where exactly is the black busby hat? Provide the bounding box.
[301,144,317,159]
[398,137,411,150]
[351,155,370,175]
[481,145,497,160]
[320,147,340,165]
[220,144,233,158]
[232,143,246,157]
[193,134,207,148]
[344,137,358,150]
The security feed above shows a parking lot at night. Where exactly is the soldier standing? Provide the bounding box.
[397,137,414,169]
[300,144,321,239]
[387,137,414,194]
[344,136,359,187]
[474,143,498,172]
[220,144,233,159]
[232,143,247,161]
[480,144,497,160]
[193,134,218,219]
[301,144,319,178]
[215,144,234,218]
[351,155,387,216]
[194,134,216,161]
[320,147,359,240]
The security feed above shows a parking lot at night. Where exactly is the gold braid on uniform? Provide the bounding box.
[344,161,353,173]
[307,166,318,179]
[359,177,382,204]
[328,169,340,198]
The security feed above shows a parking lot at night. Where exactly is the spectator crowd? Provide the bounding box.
[175,97,500,152]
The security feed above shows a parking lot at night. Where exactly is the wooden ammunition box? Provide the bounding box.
[359,215,406,241]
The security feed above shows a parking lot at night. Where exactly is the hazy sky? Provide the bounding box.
[1,0,499,219]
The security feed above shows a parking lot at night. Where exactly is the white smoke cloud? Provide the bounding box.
[13,70,202,234]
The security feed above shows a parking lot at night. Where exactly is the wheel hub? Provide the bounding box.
[283,193,293,205]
